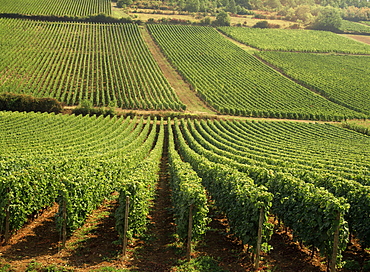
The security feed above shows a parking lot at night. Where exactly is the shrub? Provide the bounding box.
[253,20,269,28]
[72,100,116,117]
[0,93,62,113]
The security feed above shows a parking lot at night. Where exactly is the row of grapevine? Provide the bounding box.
[339,20,370,34]
[176,118,350,265]
[173,119,274,252]
[0,0,111,16]
[2,112,369,269]
[116,119,164,240]
[218,26,370,54]
[256,51,370,116]
[167,118,210,242]
[0,18,185,111]
[0,111,161,240]
[190,119,370,246]
[193,119,370,181]
[147,24,366,120]
[178,118,370,248]
[57,116,159,233]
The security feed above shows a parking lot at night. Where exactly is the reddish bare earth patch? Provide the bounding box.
[342,34,370,45]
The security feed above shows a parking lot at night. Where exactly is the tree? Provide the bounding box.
[311,6,342,31]
[266,0,282,10]
[253,20,270,27]
[200,16,212,25]
[184,0,200,12]
[226,0,237,13]
[212,11,231,26]
[295,5,314,24]
[178,0,185,10]
[117,0,132,7]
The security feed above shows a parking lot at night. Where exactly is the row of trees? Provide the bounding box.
[118,0,370,14]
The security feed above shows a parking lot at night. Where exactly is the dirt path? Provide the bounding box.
[128,126,178,271]
[140,26,215,115]
[217,29,259,53]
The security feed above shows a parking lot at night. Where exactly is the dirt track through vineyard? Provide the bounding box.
[140,26,215,115]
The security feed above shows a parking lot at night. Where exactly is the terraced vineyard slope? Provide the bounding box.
[257,52,370,116]
[147,24,365,120]
[0,18,185,111]
[339,20,370,34]
[218,27,370,54]
[0,0,111,16]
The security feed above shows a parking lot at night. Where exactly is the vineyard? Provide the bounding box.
[218,26,370,54]
[1,0,370,269]
[256,52,370,115]
[1,112,370,270]
[0,18,184,111]
[339,20,370,34]
[147,24,366,120]
[0,111,165,237]
[174,117,370,268]
[0,0,111,16]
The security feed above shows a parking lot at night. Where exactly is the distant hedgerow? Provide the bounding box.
[0,92,62,113]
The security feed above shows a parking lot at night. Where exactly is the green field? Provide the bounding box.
[0,111,163,237]
[257,52,370,116]
[1,2,370,269]
[218,26,370,53]
[175,117,370,263]
[339,20,370,34]
[176,118,370,250]
[147,24,365,120]
[0,18,184,110]
[3,111,370,268]
[0,0,111,16]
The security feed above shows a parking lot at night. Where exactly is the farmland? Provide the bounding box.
[257,52,370,115]
[339,20,370,34]
[218,26,370,53]
[1,112,370,270]
[1,1,370,270]
[0,0,111,16]
[147,24,366,120]
[0,18,184,111]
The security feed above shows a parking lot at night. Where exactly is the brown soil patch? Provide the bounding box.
[341,34,370,45]
[140,26,215,115]
[0,204,61,271]
[0,199,123,271]
[125,128,179,271]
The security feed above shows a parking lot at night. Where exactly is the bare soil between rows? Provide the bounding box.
[2,167,368,271]
[2,202,367,271]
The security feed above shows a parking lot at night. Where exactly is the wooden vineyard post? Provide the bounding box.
[330,211,341,272]
[4,203,10,245]
[187,204,194,262]
[255,207,264,271]
[4,188,10,245]
[62,198,67,248]
[122,196,130,259]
